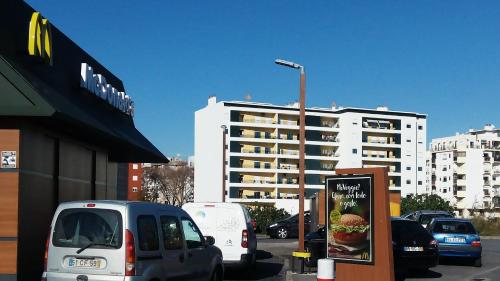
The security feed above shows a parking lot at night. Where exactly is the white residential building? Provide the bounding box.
[195,97,427,214]
[428,124,500,218]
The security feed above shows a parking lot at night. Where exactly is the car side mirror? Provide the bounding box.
[204,236,215,246]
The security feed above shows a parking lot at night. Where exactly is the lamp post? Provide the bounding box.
[221,125,227,202]
[275,59,306,252]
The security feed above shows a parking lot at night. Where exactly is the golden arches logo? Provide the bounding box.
[28,12,52,65]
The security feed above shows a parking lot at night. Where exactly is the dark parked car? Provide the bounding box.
[401,210,453,228]
[304,217,439,275]
[266,212,310,239]
[427,217,482,267]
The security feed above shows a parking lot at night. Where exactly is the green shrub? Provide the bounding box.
[470,216,500,236]
[248,206,290,233]
[401,194,454,215]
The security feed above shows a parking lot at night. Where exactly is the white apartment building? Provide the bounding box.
[195,97,427,214]
[428,124,500,218]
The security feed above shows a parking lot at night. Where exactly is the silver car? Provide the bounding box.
[42,200,223,281]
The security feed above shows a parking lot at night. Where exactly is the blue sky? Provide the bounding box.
[27,0,500,158]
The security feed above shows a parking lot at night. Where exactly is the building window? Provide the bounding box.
[132,175,138,181]
[406,139,411,143]
[132,187,138,192]
[352,149,357,154]
[255,147,261,153]
[418,181,422,185]
[255,131,261,138]
[132,164,138,170]
[418,125,423,130]
[418,167,423,171]
[254,161,260,168]
[406,180,411,184]
[264,163,271,169]
[265,147,271,154]
[406,124,411,128]
[406,167,411,171]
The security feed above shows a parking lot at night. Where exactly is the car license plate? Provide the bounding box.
[445,237,466,243]
[67,258,102,269]
[403,246,424,252]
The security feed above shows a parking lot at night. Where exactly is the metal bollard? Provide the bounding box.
[317,259,335,281]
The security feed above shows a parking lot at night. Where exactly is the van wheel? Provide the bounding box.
[277,227,288,239]
[211,266,223,281]
[474,257,482,267]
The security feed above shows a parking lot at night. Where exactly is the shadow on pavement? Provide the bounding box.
[256,250,272,260]
[438,257,476,267]
[224,250,284,280]
[396,269,442,281]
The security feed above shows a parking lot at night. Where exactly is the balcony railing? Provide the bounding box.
[241,148,277,154]
[321,135,339,142]
[280,149,299,156]
[241,179,276,184]
[241,117,276,124]
[279,178,299,184]
[240,133,276,139]
[279,120,298,126]
[241,163,277,169]
[279,164,298,170]
[320,121,339,128]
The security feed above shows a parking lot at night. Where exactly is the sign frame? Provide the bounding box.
[1,151,17,169]
[325,174,375,265]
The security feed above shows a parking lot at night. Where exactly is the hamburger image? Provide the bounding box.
[330,214,369,246]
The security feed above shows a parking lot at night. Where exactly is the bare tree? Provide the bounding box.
[142,164,194,207]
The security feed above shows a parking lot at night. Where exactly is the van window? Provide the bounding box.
[160,216,183,250]
[181,218,204,249]
[52,208,122,248]
[137,215,159,251]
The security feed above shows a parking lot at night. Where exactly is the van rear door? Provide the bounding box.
[215,205,246,261]
[47,207,125,281]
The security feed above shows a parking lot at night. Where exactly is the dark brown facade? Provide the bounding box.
[0,1,167,280]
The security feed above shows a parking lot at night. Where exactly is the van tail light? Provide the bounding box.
[241,230,249,248]
[471,241,481,247]
[125,230,136,276]
[43,228,51,272]
[429,239,438,248]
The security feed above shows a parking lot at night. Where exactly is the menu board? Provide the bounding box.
[326,174,374,264]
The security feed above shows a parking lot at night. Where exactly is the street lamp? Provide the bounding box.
[275,58,306,252]
[221,125,227,203]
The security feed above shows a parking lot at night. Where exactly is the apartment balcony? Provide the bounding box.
[456,190,466,198]
[320,121,339,128]
[454,166,466,175]
[239,132,276,140]
[240,163,277,170]
[279,120,298,126]
[241,117,276,125]
[278,163,299,170]
[456,157,466,164]
[321,135,339,142]
[240,179,276,185]
[456,179,466,186]
[241,148,277,155]
[484,181,492,187]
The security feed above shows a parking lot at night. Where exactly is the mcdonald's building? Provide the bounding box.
[0,1,167,280]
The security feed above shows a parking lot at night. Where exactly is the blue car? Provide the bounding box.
[427,218,482,267]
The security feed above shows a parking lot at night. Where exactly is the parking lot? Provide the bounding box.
[239,236,500,281]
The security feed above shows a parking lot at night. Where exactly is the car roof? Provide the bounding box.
[430,217,471,223]
[57,200,184,213]
[391,217,417,222]
[417,210,451,214]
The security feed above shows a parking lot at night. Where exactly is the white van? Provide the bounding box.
[42,200,223,281]
[183,203,257,268]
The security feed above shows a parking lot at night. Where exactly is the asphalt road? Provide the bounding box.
[403,239,500,281]
[224,236,297,281]
[226,236,500,281]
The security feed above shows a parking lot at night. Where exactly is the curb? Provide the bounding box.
[482,236,500,240]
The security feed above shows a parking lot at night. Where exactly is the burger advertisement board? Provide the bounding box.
[326,174,374,264]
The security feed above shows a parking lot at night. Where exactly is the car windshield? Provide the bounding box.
[432,221,476,234]
[420,213,451,225]
[392,220,431,243]
[52,208,123,249]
